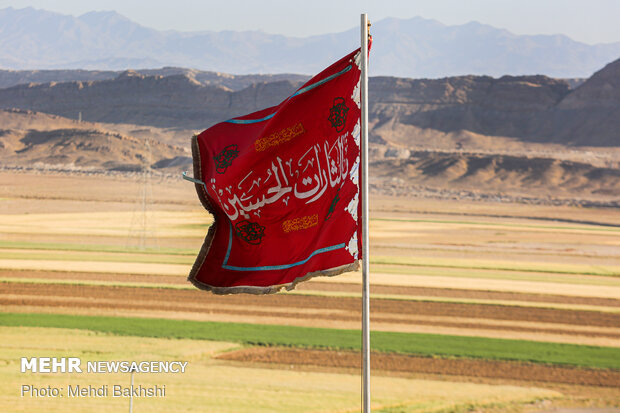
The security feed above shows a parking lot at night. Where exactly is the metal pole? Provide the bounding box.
[129,367,135,413]
[360,12,371,413]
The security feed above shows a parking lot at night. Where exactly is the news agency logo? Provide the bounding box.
[20,358,188,373]
[21,357,82,373]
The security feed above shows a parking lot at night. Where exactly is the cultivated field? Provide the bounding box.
[0,171,618,412]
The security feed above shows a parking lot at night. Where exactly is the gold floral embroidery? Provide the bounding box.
[282,214,319,233]
[255,123,304,152]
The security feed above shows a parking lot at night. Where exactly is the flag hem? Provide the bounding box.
[189,260,360,295]
[187,134,218,289]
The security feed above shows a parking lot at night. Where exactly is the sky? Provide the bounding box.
[1,0,619,45]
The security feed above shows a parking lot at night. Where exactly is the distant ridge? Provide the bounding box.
[0,108,187,172]
[0,67,309,91]
[1,62,618,147]
[1,7,619,78]
[0,71,305,129]
[1,109,617,202]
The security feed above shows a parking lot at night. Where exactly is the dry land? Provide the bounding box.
[0,171,619,412]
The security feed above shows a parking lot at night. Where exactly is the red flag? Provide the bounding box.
[188,49,363,294]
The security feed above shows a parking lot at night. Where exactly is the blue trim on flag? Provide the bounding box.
[182,171,207,187]
[224,112,276,124]
[223,221,234,266]
[222,221,345,271]
[290,64,351,97]
[224,64,352,125]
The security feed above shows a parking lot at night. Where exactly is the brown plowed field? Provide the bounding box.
[2,173,620,410]
[10,269,620,308]
[3,282,618,327]
[217,347,620,387]
[2,281,620,347]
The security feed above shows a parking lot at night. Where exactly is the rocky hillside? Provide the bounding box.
[551,58,620,146]
[0,67,309,91]
[371,150,620,202]
[1,60,618,147]
[1,59,618,205]
[0,71,304,130]
[370,75,570,143]
[0,109,187,172]
[371,58,620,147]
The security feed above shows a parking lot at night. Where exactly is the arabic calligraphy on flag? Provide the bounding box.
[189,49,363,294]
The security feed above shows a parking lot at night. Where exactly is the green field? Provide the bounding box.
[2,313,618,370]
[1,174,619,412]
[0,326,560,413]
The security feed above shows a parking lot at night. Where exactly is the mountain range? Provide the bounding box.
[1,58,618,203]
[0,67,310,91]
[1,7,620,78]
[2,57,618,148]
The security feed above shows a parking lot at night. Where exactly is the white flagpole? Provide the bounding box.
[360,12,371,413]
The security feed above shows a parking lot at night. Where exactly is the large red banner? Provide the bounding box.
[188,49,363,294]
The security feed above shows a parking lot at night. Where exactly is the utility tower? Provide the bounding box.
[127,138,158,250]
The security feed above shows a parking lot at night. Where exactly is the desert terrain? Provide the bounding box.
[0,169,618,412]
[0,53,619,412]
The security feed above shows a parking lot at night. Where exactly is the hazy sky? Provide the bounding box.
[1,0,619,45]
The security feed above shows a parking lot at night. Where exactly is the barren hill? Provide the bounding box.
[0,67,309,91]
[549,58,620,146]
[371,151,620,202]
[1,60,619,205]
[0,109,188,172]
[370,75,568,144]
[0,71,303,130]
[371,65,620,147]
[1,64,618,147]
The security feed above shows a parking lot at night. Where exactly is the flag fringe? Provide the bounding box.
[188,261,360,295]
